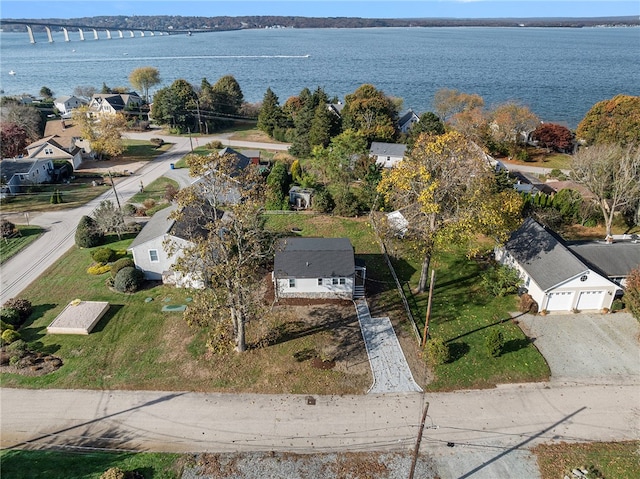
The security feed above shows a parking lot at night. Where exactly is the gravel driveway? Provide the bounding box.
[517,312,640,382]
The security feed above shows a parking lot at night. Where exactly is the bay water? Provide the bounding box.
[1,26,638,128]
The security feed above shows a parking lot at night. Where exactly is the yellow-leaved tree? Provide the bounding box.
[377,130,523,293]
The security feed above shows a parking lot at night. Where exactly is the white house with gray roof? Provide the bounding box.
[369,142,407,168]
[273,237,365,300]
[496,218,621,312]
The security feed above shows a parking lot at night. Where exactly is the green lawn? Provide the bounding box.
[0,225,44,264]
[121,139,173,161]
[0,450,184,479]
[0,182,110,213]
[385,238,549,391]
[533,441,640,479]
[127,177,179,209]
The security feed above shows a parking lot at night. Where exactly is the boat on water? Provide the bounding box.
[9,70,16,75]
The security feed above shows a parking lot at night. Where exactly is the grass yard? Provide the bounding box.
[1,229,371,394]
[384,237,549,391]
[0,450,184,479]
[127,177,179,214]
[533,441,640,479]
[0,225,44,264]
[500,147,572,170]
[121,139,173,161]
[0,181,110,213]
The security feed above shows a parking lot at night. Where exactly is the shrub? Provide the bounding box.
[485,329,504,358]
[0,307,21,326]
[114,266,144,293]
[1,329,21,345]
[100,467,126,479]
[3,298,32,321]
[111,258,136,278]
[0,319,15,332]
[125,221,142,233]
[426,337,450,365]
[624,266,640,320]
[6,339,27,357]
[142,198,156,209]
[149,137,164,147]
[91,247,115,264]
[123,203,137,216]
[481,265,522,297]
[75,215,103,248]
[87,264,112,275]
[164,184,179,202]
[206,140,223,149]
[0,220,16,238]
[518,293,538,314]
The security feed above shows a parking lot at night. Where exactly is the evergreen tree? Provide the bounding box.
[257,87,283,137]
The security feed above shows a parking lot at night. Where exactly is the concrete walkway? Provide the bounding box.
[355,299,423,394]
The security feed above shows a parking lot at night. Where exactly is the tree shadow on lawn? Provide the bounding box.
[18,303,57,342]
[260,304,365,363]
[502,337,534,355]
[447,341,470,362]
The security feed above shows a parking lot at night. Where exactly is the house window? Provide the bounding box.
[44,148,53,155]
[149,249,159,262]
[339,278,346,285]
[318,278,323,286]
[289,278,296,288]
[332,278,339,285]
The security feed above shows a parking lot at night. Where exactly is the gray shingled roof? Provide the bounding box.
[0,158,38,179]
[274,237,355,278]
[568,241,640,278]
[369,142,407,158]
[128,205,178,250]
[504,218,589,291]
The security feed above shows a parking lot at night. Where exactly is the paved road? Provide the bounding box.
[1,382,637,469]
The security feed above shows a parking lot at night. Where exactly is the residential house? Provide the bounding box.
[510,171,555,195]
[88,92,143,116]
[273,237,366,300]
[190,147,251,205]
[44,119,92,161]
[54,95,87,117]
[568,240,640,289]
[25,135,84,170]
[128,204,225,288]
[369,142,407,168]
[496,218,621,312]
[327,102,345,118]
[289,186,314,210]
[0,157,54,197]
[398,109,420,134]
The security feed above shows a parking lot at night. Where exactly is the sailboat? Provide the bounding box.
[9,70,16,75]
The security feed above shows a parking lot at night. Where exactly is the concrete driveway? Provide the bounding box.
[517,312,640,383]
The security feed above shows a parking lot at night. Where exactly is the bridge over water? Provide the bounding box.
[0,20,202,43]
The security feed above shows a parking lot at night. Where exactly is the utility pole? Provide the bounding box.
[408,401,430,479]
[188,127,194,152]
[421,269,436,348]
[107,171,121,209]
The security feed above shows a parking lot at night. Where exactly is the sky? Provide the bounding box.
[1,1,639,20]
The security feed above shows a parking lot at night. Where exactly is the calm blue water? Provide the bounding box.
[1,27,639,128]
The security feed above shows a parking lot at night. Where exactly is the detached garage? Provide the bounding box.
[496,219,621,313]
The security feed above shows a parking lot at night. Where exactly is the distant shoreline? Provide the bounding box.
[1,15,638,33]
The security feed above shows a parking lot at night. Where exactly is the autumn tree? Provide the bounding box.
[571,144,640,239]
[0,100,43,141]
[72,106,127,160]
[433,88,484,122]
[377,131,523,292]
[576,95,640,146]
[489,102,539,156]
[92,200,126,240]
[0,123,29,158]
[171,152,271,353]
[531,123,574,153]
[129,66,161,103]
[341,84,398,143]
[625,266,640,320]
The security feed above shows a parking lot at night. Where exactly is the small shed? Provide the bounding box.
[289,186,314,209]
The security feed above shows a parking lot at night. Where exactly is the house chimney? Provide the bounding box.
[61,120,66,129]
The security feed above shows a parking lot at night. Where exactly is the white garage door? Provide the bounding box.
[546,291,574,311]
[576,290,605,311]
